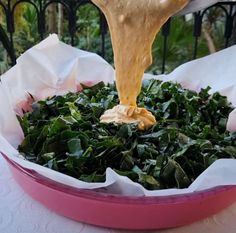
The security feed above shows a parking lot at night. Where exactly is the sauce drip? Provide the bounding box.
[91,0,189,130]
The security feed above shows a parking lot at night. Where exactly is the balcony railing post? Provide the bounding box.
[225,4,234,48]
[6,0,16,65]
[38,0,45,40]
[68,7,77,46]
[161,18,171,74]
[99,11,107,59]
[193,12,202,60]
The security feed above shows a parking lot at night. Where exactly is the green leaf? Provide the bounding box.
[17,115,29,134]
[33,125,49,154]
[120,150,134,170]
[17,80,235,190]
[47,159,58,171]
[117,124,133,138]
[139,129,168,139]
[79,172,105,182]
[67,138,83,157]
[139,174,161,190]
[41,152,55,162]
[66,102,81,121]
[222,146,236,158]
[160,158,190,188]
[49,117,70,137]
[114,169,139,181]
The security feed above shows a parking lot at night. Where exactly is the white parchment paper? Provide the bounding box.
[1,34,236,197]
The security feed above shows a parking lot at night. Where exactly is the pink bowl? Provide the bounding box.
[2,152,236,230]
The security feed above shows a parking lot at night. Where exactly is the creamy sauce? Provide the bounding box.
[91,0,189,130]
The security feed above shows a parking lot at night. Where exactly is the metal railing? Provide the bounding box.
[0,0,235,73]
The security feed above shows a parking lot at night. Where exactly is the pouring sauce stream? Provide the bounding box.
[91,0,189,130]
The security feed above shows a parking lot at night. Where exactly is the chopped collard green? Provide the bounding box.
[17,80,236,190]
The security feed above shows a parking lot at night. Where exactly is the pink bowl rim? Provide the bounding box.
[2,152,236,205]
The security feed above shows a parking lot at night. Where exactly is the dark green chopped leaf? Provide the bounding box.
[17,80,236,190]
[114,169,139,181]
[48,117,70,137]
[79,171,106,182]
[117,124,133,138]
[139,174,161,190]
[222,146,236,158]
[47,159,58,171]
[120,150,134,170]
[65,102,81,121]
[41,152,55,162]
[67,138,83,157]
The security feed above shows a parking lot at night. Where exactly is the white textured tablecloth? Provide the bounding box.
[1,155,236,233]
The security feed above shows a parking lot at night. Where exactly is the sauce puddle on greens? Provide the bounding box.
[18,80,236,190]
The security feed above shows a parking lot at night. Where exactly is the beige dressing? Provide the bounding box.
[91,0,189,130]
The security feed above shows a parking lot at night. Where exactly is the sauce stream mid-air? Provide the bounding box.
[91,0,189,130]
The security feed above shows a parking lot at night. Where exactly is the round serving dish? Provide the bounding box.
[2,152,236,230]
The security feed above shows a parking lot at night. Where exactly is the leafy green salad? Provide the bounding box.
[17,80,236,190]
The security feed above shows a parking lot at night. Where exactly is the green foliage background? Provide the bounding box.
[0,3,228,74]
